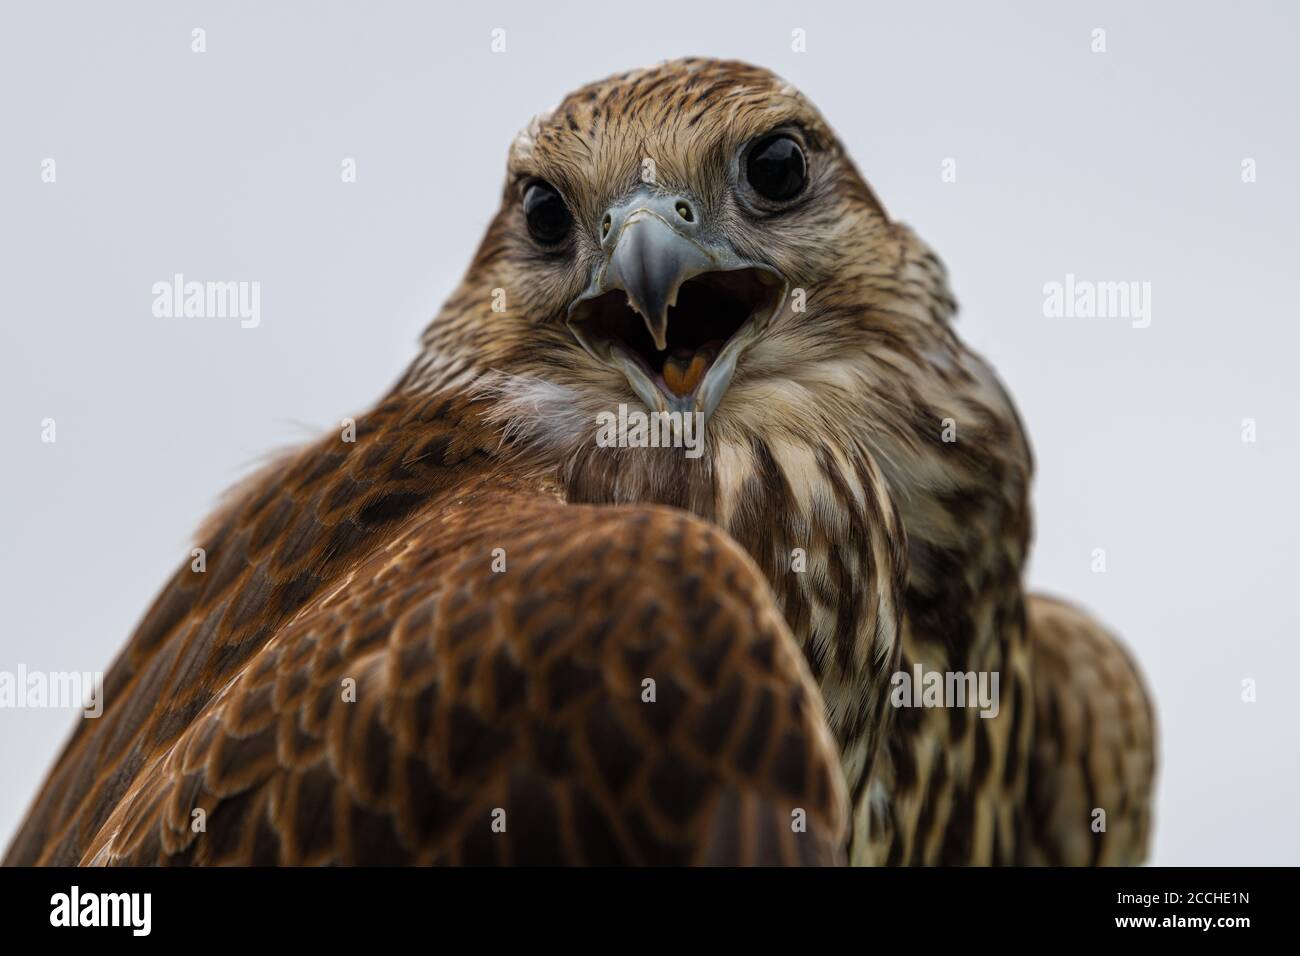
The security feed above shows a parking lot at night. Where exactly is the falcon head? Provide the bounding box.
[413,58,995,516]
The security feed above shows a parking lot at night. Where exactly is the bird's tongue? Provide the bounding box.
[662,343,719,397]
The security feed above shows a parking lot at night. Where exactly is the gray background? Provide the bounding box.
[2,0,1297,865]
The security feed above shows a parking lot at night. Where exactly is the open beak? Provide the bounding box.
[566,191,787,420]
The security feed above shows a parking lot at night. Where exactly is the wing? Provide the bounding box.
[77,488,847,865]
[1017,594,1156,865]
[5,391,500,865]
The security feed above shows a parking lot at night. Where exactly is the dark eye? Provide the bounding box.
[745,134,807,202]
[523,181,572,244]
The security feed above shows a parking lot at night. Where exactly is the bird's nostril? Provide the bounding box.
[601,214,612,238]
[675,201,694,223]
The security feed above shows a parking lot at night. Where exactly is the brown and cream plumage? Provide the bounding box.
[6,58,1155,866]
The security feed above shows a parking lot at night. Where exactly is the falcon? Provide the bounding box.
[6,59,1155,866]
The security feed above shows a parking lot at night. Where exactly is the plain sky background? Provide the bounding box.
[2,0,1297,865]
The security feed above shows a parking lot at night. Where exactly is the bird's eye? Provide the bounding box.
[523,181,572,244]
[745,134,807,202]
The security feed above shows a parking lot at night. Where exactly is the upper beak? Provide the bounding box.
[597,208,716,351]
